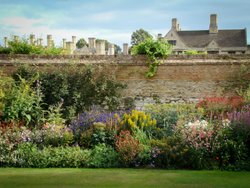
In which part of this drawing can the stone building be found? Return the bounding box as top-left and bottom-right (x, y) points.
(163, 14), (248, 54)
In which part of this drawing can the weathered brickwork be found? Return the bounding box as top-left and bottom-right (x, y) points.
(1, 54), (250, 107)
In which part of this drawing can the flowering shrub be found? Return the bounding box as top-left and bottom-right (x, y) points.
(115, 130), (141, 166)
(144, 104), (204, 138)
(196, 96), (244, 119)
(30, 124), (74, 147)
(180, 120), (213, 150)
(227, 105), (250, 153)
(176, 120), (214, 169)
(70, 108), (123, 146)
(120, 110), (156, 131)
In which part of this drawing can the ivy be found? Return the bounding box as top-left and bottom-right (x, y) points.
(131, 38), (172, 78)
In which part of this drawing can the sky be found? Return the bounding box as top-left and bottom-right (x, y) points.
(0, 0), (250, 47)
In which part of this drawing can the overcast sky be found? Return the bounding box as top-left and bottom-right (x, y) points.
(0, 0), (249, 47)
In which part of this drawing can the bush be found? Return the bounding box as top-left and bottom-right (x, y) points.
(2, 39), (63, 55)
(88, 143), (119, 168)
(13, 143), (90, 168)
(1, 74), (44, 126)
(144, 104), (204, 138)
(197, 96), (244, 120)
(120, 110), (156, 131)
(13, 65), (126, 121)
(30, 124), (74, 147)
(70, 107), (122, 145)
(115, 130), (142, 166)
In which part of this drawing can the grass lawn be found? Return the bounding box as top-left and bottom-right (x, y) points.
(0, 168), (249, 188)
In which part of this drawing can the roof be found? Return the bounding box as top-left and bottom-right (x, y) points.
(177, 29), (247, 48)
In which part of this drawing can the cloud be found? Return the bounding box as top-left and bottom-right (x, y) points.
(89, 11), (117, 22)
(1, 17), (44, 29)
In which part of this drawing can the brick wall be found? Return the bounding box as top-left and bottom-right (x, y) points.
(1, 54), (250, 107)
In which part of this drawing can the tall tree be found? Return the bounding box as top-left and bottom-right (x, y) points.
(131, 29), (153, 46)
(76, 38), (88, 49)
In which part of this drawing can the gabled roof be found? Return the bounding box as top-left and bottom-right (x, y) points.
(177, 29), (247, 48)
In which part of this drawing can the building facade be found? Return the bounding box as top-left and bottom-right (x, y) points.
(163, 14), (247, 54)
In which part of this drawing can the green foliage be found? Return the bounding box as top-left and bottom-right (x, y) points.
(144, 104), (204, 138)
(88, 143), (119, 168)
(224, 64), (250, 97)
(13, 65), (126, 121)
(132, 38), (172, 78)
(1, 38), (63, 55)
(114, 44), (122, 55)
(1, 74), (44, 126)
(76, 38), (88, 49)
(184, 50), (207, 55)
(0, 46), (11, 54)
(13, 143), (90, 168)
(80, 122), (116, 148)
(131, 28), (153, 46)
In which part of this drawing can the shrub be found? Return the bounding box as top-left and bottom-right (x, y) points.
(13, 143), (90, 168)
(1, 74), (44, 126)
(196, 96), (244, 120)
(115, 130), (142, 166)
(176, 120), (214, 169)
(13, 65), (126, 121)
(32, 124), (74, 147)
(144, 104), (204, 138)
(4, 38), (63, 55)
(228, 105), (250, 152)
(88, 143), (119, 168)
(120, 110), (156, 131)
(70, 107), (122, 144)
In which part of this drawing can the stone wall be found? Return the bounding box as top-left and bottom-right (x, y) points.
(1, 54), (250, 107)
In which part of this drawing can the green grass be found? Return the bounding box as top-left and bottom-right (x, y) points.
(0, 168), (249, 188)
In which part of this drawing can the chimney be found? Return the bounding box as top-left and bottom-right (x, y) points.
(172, 18), (180, 31)
(157, 33), (162, 39)
(209, 14), (218, 34)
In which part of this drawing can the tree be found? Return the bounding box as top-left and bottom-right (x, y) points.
(114, 44), (122, 55)
(131, 29), (153, 46)
(76, 38), (88, 49)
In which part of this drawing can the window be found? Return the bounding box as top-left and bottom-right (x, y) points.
(168, 40), (176, 46)
(228, 51), (236, 54)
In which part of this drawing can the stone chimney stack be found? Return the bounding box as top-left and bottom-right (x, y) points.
(30, 34), (35, 45)
(62, 38), (66, 49)
(38, 38), (43, 46)
(108, 44), (115, 55)
(72, 36), (76, 50)
(47, 35), (52, 48)
(172, 18), (180, 31)
(123, 43), (129, 55)
(88, 37), (96, 49)
(4, 37), (8, 48)
(157, 33), (162, 39)
(209, 14), (218, 34)
(66, 41), (73, 54)
(96, 40), (106, 55)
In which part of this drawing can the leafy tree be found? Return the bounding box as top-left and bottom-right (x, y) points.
(131, 29), (153, 46)
(76, 38), (88, 49)
(114, 44), (122, 55)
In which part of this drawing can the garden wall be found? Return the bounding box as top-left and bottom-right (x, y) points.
(1, 54), (250, 107)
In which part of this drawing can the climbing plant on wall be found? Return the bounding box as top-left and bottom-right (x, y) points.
(131, 38), (172, 78)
